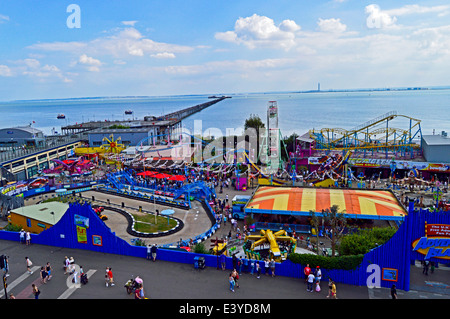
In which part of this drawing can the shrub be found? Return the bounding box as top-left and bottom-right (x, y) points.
(193, 242), (209, 254)
(338, 227), (396, 256)
(4, 223), (22, 232)
(288, 252), (364, 271)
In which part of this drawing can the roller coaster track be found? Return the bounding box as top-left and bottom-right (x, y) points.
(309, 111), (422, 152)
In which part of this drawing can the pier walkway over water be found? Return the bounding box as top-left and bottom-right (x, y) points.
(60, 97), (229, 135)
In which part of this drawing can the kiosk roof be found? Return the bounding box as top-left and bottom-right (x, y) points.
(245, 186), (407, 220)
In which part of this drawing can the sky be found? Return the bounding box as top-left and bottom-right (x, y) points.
(1, 0), (450, 100)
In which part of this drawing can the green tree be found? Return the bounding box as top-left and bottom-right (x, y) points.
(338, 227), (397, 256)
(244, 114), (265, 163)
(322, 205), (348, 257)
(309, 210), (321, 255)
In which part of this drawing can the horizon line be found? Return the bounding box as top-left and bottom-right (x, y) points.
(1, 85), (450, 103)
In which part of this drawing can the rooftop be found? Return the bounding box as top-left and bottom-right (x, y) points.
(422, 134), (450, 146)
(11, 202), (69, 225)
(245, 186), (407, 221)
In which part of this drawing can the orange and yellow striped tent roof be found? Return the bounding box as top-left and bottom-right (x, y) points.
(245, 186), (407, 220)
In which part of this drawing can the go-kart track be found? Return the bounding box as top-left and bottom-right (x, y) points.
(80, 189), (214, 246)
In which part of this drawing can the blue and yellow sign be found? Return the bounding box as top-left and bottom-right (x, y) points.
(412, 223), (450, 260)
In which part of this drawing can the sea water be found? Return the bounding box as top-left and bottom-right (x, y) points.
(0, 89), (448, 137)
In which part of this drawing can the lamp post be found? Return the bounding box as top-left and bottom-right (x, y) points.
(50, 211), (55, 225)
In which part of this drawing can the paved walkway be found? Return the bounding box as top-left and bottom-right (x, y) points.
(3, 183), (448, 302)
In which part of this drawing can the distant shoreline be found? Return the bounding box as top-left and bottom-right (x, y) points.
(295, 86), (450, 94)
(1, 86), (450, 103)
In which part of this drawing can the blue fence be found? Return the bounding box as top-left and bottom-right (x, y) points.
(21, 180), (107, 198)
(1, 201), (449, 291)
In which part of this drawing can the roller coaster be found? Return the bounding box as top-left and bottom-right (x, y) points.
(309, 111), (423, 159)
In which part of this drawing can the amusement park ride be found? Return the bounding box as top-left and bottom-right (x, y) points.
(70, 104), (427, 191)
(74, 134), (126, 168)
(309, 111), (422, 159)
(244, 229), (297, 262)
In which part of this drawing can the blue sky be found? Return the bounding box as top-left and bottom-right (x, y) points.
(1, 0), (450, 100)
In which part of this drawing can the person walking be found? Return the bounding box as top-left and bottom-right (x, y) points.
(1, 255), (9, 277)
(423, 259), (430, 275)
(45, 262), (52, 280)
(19, 229), (25, 244)
(138, 283), (146, 299)
(151, 244), (158, 262)
(32, 284), (40, 299)
(327, 278), (333, 298)
(146, 244), (152, 260)
(314, 266), (322, 284)
(250, 258), (255, 276)
(135, 284), (143, 299)
(242, 256), (248, 273)
(315, 280), (321, 293)
(327, 280), (337, 299)
(229, 272), (235, 292)
(64, 256), (70, 274)
(25, 257), (33, 274)
(303, 264), (311, 283)
(232, 269), (239, 289)
(25, 231), (31, 246)
(40, 266), (48, 284)
(107, 267), (115, 286)
(105, 267), (110, 287)
(391, 284), (397, 299)
(269, 259), (276, 277)
(307, 272), (315, 292)
(256, 262), (261, 279)
(238, 256), (243, 275)
(264, 258), (269, 276)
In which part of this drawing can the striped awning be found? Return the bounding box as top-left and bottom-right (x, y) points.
(245, 186), (407, 220)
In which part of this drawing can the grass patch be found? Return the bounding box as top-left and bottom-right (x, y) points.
(132, 213), (177, 233)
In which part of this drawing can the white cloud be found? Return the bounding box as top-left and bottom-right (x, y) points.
(28, 27), (193, 59)
(121, 20), (138, 26)
(10, 59), (66, 80)
(215, 31), (237, 43)
(412, 25), (450, 57)
(386, 4), (450, 16)
(0, 14), (9, 23)
(151, 52), (176, 59)
(78, 54), (102, 72)
(365, 4), (398, 29)
(317, 18), (347, 33)
(0, 65), (12, 77)
(365, 4), (450, 30)
(215, 14), (301, 50)
(279, 19), (301, 32)
(22, 58), (41, 69)
(113, 59), (127, 65)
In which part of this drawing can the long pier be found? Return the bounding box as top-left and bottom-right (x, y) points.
(162, 96), (228, 121)
(61, 97), (229, 135)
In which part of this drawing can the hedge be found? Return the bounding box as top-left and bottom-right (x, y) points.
(288, 252), (364, 271)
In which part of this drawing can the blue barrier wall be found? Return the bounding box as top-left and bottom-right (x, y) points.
(1, 201), (449, 291)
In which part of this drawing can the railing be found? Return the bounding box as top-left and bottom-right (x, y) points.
(0, 165), (16, 182)
(254, 222), (311, 234)
(0, 135), (82, 164)
(349, 111), (397, 133)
